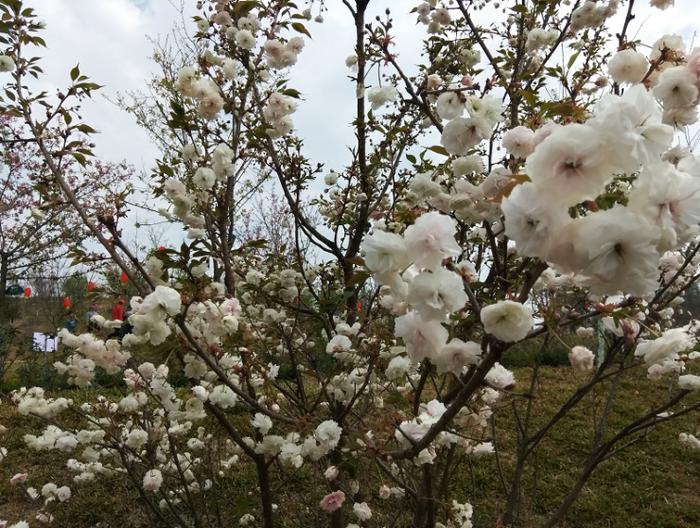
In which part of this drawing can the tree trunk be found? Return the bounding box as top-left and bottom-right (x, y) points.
(413, 465), (436, 528)
(0, 253), (8, 301)
(501, 454), (527, 526)
(255, 456), (275, 528)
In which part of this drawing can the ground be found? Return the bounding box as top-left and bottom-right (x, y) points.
(0, 367), (698, 527)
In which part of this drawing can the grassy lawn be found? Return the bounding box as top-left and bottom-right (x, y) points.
(0, 367), (698, 527)
(467, 367), (700, 527)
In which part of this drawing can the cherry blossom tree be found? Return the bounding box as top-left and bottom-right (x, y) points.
(0, 114), (134, 299)
(1, 0), (699, 527)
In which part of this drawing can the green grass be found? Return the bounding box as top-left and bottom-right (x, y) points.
(0, 388), (147, 526)
(0, 368), (698, 527)
(464, 368), (700, 527)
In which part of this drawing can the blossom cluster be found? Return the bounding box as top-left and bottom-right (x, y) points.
(501, 84), (700, 297)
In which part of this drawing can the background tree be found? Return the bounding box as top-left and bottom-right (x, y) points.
(0, 115), (134, 298)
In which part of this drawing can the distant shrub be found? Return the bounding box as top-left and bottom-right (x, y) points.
(0, 298), (20, 323)
(503, 335), (599, 368)
(16, 356), (68, 391)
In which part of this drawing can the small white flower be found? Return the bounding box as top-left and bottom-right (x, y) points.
(379, 484), (391, 499)
(435, 339), (481, 375)
(236, 29), (256, 49)
(406, 268), (467, 320)
(251, 413), (273, 435)
(209, 385), (238, 409)
(525, 123), (614, 206)
(314, 420), (342, 449)
(608, 49), (648, 84)
(502, 126), (535, 158)
(143, 469), (163, 492)
(362, 229), (411, 278)
(56, 485), (71, 502)
(485, 362), (516, 390)
(367, 86), (398, 109)
(0, 55), (16, 72)
(395, 311), (448, 363)
(480, 301), (533, 342)
(239, 513), (256, 526)
(435, 91), (464, 120)
(385, 355), (411, 380)
(325, 335), (352, 355)
(569, 346), (595, 371)
(353, 502), (372, 521)
(324, 171), (339, 185)
(193, 167), (216, 190)
(191, 262), (208, 278)
(324, 466), (339, 480)
(404, 211), (461, 271)
(440, 116), (491, 155)
(678, 374), (700, 390)
(472, 441), (495, 457)
(654, 66), (698, 108)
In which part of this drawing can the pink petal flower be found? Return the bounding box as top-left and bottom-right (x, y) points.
(319, 490), (345, 512)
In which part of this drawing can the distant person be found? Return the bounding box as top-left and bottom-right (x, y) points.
(112, 299), (125, 321)
(118, 308), (134, 340)
(86, 305), (99, 331)
(108, 308), (132, 342)
(64, 315), (77, 334)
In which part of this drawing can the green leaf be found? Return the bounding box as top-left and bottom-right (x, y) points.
(70, 64), (80, 81)
(291, 22), (312, 38)
(158, 163), (174, 177)
(75, 82), (103, 92)
(541, 101), (575, 118)
(427, 145), (449, 156)
(33, 36), (46, 47)
(233, 1), (259, 16)
(281, 88), (301, 98)
(567, 50), (581, 70)
(72, 152), (87, 166)
(76, 123), (97, 134)
(518, 89), (537, 107)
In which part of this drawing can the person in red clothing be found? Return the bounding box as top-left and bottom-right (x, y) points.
(112, 298), (125, 321)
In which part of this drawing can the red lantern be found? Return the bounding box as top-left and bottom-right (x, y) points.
(356, 300), (363, 314)
(158, 246), (166, 251)
(87, 280), (96, 291)
(119, 271), (128, 285)
(63, 296), (72, 309)
(23, 287), (31, 298)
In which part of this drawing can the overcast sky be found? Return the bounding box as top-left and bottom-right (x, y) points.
(27, 0), (700, 163)
(22, 0), (700, 248)
(27, 0), (428, 169)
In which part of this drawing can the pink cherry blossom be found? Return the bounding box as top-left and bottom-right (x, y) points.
(319, 490), (345, 512)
